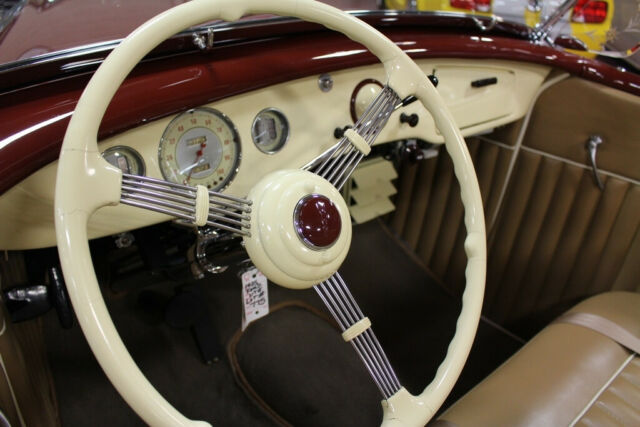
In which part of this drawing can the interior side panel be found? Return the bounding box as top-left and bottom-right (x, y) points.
(390, 76), (640, 336)
(486, 151), (562, 323)
(389, 138), (513, 296)
(0, 254), (59, 426)
(523, 78), (640, 181)
(393, 143), (640, 336)
(613, 219), (640, 293)
(487, 153), (640, 334)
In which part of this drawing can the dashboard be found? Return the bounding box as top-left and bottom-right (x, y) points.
(0, 58), (549, 250)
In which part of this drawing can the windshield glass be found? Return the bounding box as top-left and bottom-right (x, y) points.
(1, 0), (638, 69)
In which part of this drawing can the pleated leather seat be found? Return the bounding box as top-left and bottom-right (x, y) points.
(434, 292), (640, 426)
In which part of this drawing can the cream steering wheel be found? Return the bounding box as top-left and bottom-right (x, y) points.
(54, 0), (486, 425)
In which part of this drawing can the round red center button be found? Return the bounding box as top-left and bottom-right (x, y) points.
(294, 194), (342, 249)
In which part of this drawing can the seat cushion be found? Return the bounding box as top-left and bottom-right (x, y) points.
(435, 291), (640, 427)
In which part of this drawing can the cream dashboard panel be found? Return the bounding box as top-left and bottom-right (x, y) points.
(0, 59), (548, 250)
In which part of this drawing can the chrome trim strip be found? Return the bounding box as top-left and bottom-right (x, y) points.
(60, 58), (107, 72)
(0, 0), (27, 37)
(0, 39), (121, 73)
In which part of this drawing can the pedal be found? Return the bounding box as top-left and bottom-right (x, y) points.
(163, 286), (223, 364)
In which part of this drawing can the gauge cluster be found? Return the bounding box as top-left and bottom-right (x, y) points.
(96, 59), (545, 204)
(102, 106), (291, 192)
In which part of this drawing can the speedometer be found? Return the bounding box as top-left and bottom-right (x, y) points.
(158, 108), (241, 190)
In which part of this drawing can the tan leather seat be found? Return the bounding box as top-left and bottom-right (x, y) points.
(434, 292), (640, 426)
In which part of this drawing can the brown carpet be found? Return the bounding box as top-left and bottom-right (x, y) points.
(43, 220), (521, 426)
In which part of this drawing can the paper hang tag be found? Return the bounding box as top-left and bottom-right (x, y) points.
(241, 267), (269, 331)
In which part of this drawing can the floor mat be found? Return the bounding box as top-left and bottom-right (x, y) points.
(43, 220), (521, 425)
(228, 301), (382, 426)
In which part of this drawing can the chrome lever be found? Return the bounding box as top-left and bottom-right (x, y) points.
(586, 135), (604, 191)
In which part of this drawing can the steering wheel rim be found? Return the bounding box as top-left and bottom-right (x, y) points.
(54, 0), (486, 425)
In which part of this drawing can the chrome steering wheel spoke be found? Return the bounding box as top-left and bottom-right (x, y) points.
(307, 86), (404, 398)
(119, 173), (251, 237)
(310, 85), (401, 190)
(315, 272), (402, 399)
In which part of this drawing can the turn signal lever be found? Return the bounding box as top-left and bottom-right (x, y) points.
(3, 266), (73, 328)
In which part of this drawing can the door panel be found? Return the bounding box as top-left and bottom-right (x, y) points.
(487, 152), (640, 333)
(389, 76), (640, 336)
(524, 78), (640, 181)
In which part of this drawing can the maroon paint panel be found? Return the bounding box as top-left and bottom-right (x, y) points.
(1, 30), (639, 196)
(0, 12), (532, 91)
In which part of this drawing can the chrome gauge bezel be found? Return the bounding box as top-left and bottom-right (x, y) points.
(101, 145), (146, 176)
(158, 107), (241, 192)
(251, 107), (290, 154)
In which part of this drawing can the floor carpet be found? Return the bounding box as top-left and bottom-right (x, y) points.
(43, 220), (521, 426)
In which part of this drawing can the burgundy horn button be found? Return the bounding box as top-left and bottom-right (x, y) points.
(294, 194), (342, 249)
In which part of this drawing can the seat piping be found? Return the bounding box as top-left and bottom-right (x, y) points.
(567, 353), (636, 427)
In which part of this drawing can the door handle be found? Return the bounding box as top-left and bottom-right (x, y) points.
(586, 135), (604, 191)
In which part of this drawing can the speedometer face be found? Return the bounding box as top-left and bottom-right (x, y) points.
(158, 108), (240, 190)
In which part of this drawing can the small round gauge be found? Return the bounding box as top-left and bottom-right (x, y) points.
(102, 146), (145, 175)
(251, 108), (289, 154)
(158, 108), (241, 190)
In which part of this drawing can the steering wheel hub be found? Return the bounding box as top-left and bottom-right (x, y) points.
(294, 194), (342, 249)
(243, 169), (352, 290)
